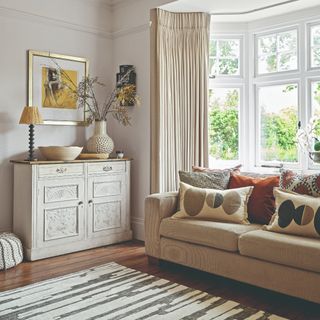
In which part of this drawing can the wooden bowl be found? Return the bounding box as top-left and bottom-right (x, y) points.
(39, 146), (83, 161)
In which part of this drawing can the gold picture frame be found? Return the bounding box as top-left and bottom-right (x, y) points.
(28, 50), (89, 126)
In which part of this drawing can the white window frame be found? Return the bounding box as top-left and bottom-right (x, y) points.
(254, 26), (299, 77)
(209, 35), (244, 79)
(208, 33), (245, 169)
(307, 21), (320, 71)
(254, 80), (302, 169)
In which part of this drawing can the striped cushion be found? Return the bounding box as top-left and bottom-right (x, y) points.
(0, 233), (23, 270)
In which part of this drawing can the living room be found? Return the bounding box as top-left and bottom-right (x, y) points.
(0, 0), (320, 319)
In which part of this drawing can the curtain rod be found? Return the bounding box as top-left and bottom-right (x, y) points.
(210, 0), (299, 16)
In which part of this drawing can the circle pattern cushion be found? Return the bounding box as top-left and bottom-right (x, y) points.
(0, 233), (23, 270)
(174, 182), (253, 224)
(265, 188), (320, 238)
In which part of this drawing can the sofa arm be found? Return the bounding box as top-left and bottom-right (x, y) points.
(145, 192), (179, 258)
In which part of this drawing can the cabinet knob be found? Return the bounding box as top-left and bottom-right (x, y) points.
(103, 166), (112, 172)
(88, 200), (93, 205)
(78, 201), (83, 206)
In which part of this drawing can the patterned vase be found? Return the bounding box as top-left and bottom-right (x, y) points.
(86, 120), (114, 154)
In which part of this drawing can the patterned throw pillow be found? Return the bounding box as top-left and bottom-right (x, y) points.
(264, 188), (320, 238)
(173, 182), (253, 224)
(280, 169), (320, 197)
(179, 170), (231, 190)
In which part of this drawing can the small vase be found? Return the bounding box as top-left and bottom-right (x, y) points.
(86, 120), (114, 154)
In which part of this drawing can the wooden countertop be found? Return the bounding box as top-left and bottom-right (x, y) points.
(10, 158), (132, 165)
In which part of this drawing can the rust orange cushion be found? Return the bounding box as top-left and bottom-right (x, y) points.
(228, 173), (279, 224)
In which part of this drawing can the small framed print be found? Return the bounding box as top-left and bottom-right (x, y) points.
(116, 65), (136, 106)
(28, 50), (89, 126)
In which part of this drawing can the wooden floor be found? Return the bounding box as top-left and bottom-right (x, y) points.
(0, 241), (319, 320)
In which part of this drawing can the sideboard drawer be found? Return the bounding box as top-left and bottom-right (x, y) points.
(88, 162), (126, 175)
(38, 164), (85, 179)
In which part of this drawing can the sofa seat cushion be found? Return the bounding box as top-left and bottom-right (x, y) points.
(160, 218), (262, 252)
(239, 230), (320, 273)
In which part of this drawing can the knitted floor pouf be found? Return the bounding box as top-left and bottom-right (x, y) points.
(0, 233), (23, 270)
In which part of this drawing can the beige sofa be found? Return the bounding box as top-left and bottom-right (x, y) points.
(145, 191), (320, 304)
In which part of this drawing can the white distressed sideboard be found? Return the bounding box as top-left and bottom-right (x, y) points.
(12, 159), (132, 261)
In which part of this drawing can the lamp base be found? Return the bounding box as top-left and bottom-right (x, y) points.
(28, 124), (36, 161)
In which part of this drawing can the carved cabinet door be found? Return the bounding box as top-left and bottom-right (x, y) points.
(37, 178), (85, 247)
(87, 174), (126, 239)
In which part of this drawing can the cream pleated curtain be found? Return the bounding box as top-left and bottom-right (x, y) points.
(150, 9), (210, 193)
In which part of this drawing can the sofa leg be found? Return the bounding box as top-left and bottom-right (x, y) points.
(147, 256), (161, 265)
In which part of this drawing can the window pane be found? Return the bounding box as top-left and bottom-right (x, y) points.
(209, 38), (240, 76)
(258, 84), (298, 163)
(210, 40), (217, 56)
(209, 58), (216, 76)
(311, 47), (320, 68)
(278, 51), (297, 71)
(278, 30), (297, 52)
(311, 81), (320, 136)
(209, 88), (240, 161)
(311, 25), (320, 46)
(258, 55), (277, 74)
(219, 40), (239, 57)
(218, 58), (239, 75)
(257, 29), (297, 74)
(258, 35), (276, 55)
(311, 81), (320, 116)
(311, 25), (320, 68)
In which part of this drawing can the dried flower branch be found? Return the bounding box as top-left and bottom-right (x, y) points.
(47, 58), (139, 126)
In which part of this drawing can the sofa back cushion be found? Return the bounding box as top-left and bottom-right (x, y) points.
(241, 172), (279, 178)
(192, 164), (242, 174)
(173, 182), (253, 224)
(264, 188), (320, 238)
(228, 173), (279, 224)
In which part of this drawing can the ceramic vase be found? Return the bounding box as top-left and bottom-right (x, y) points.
(86, 120), (114, 154)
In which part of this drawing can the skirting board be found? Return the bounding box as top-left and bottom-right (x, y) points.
(132, 217), (145, 241)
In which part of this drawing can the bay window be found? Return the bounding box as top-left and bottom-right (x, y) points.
(210, 19), (320, 171)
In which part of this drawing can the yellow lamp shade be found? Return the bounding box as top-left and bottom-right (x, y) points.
(19, 106), (43, 125)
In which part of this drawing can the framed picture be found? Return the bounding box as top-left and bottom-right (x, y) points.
(116, 65), (136, 106)
(28, 50), (89, 126)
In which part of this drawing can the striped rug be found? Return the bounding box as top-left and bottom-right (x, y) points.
(0, 262), (287, 320)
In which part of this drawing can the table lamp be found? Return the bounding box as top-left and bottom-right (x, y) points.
(19, 106), (43, 161)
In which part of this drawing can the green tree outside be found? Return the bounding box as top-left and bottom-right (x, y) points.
(209, 87), (299, 163)
(260, 106), (298, 162)
(209, 89), (239, 160)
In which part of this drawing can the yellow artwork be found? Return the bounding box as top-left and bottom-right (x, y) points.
(42, 67), (78, 109)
